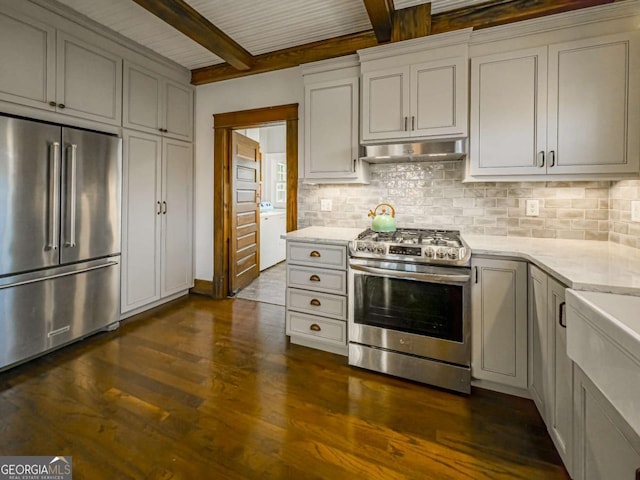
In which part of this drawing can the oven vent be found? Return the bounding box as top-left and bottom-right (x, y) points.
(360, 139), (466, 163)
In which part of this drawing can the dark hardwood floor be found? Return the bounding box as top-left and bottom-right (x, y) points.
(0, 296), (569, 479)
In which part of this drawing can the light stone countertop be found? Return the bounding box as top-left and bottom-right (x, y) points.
(464, 235), (640, 296)
(281, 226), (364, 245)
(281, 228), (640, 296)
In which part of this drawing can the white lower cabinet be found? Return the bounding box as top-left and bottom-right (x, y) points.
(573, 366), (640, 480)
(285, 241), (348, 356)
(529, 265), (573, 475)
(121, 130), (193, 314)
(471, 257), (528, 389)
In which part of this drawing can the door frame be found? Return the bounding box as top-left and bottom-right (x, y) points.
(212, 103), (298, 299)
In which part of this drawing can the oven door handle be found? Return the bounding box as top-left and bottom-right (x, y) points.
(350, 263), (470, 284)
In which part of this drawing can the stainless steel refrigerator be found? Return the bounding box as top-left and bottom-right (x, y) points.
(0, 115), (121, 370)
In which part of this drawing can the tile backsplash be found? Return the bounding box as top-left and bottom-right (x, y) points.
(298, 161), (640, 248)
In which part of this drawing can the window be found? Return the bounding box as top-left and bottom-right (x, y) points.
(275, 162), (286, 205)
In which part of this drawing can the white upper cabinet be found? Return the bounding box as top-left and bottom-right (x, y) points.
(302, 57), (369, 183)
(56, 32), (122, 126)
(0, 5), (122, 126)
(0, 8), (55, 110)
(124, 62), (193, 141)
(359, 30), (471, 144)
(547, 33), (639, 175)
(469, 29), (640, 179)
(470, 47), (547, 176)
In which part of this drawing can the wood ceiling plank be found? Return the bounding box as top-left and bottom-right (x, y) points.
(431, 0), (615, 34)
(131, 0), (254, 70)
(191, 31), (378, 85)
(362, 0), (395, 43)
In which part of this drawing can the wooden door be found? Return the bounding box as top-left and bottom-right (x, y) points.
(230, 132), (261, 294)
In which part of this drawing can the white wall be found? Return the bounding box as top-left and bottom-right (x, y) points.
(194, 67), (304, 280)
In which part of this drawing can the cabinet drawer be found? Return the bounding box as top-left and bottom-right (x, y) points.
(287, 288), (347, 320)
(286, 311), (347, 346)
(287, 265), (346, 294)
(287, 242), (346, 269)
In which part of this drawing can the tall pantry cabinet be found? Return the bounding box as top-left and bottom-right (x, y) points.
(121, 61), (194, 315)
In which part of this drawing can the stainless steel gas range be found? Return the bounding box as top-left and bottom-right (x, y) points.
(348, 228), (472, 394)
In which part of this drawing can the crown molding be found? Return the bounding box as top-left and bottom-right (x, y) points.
(357, 27), (473, 62)
(300, 55), (359, 76)
(470, 0), (640, 45)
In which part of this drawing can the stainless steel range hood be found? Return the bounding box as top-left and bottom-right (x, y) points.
(360, 139), (466, 163)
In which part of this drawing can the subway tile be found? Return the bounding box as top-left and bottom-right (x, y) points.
(532, 229), (557, 238)
(484, 227), (509, 236)
(484, 208), (509, 217)
(585, 231), (609, 241)
(544, 198), (572, 208)
(485, 188), (508, 197)
(476, 198), (498, 208)
(557, 209), (584, 219)
(571, 198), (598, 209)
(585, 209), (608, 220)
(508, 228), (532, 237)
(474, 217), (497, 226)
(497, 217), (521, 228)
(571, 220), (598, 231)
(496, 198), (520, 208)
(557, 230), (585, 240)
(507, 188), (532, 197)
(520, 218), (546, 228)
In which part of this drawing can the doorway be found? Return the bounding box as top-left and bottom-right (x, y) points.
(212, 104), (298, 299)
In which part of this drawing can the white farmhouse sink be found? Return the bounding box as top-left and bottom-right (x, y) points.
(566, 289), (640, 436)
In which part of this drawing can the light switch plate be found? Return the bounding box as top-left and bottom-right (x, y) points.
(525, 199), (540, 217)
(320, 199), (332, 212)
(632, 200), (640, 222)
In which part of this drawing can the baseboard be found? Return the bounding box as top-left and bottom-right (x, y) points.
(471, 379), (531, 399)
(191, 278), (213, 296)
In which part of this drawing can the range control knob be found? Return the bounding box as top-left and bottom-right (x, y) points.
(436, 248), (446, 259)
(375, 245), (385, 255)
(447, 248), (458, 260)
(424, 248), (434, 258)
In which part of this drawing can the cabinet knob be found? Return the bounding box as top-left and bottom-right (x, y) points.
(156, 201), (161, 215)
(404, 116), (408, 131)
(162, 201), (167, 215)
(549, 150), (556, 167)
(58, 103), (65, 109)
(411, 116), (415, 131)
(309, 274), (321, 282)
(309, 323), (321, 332)
(538, 151), (545, 168)
(309, 250), (321, 258)
(310, 298), (321, 307)
(48, 101), (57, 107)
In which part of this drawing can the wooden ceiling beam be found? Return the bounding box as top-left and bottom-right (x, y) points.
(131, 0), (253, 70)
(391, 3), (432, 42)
(431, 0), (615, 34)
(362, 0), (395, 43)
(190, 0), (616, 85)
(191, 31), (378, 85)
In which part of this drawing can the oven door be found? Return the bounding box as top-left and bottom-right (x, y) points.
(348, 259), (471, 366)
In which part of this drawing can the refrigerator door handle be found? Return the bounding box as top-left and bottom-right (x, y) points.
(65, 144), (77, 248)
(47, 142), (60, 251)
(0, 260), (119, 290)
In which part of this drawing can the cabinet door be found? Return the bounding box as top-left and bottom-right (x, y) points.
(161, 138), (193, 296)
(528, 264), (549, 419)
(471, 257), (527, 388)
(305, 77), (359, 178)
(121, 131), (162, 313)
(411, 56), (467, 138)
(123, 62), (162, 135)
(547, 277), (573, 475)
(548, 32), (640, 175)
(361, 65), (410, 141)
(573, 366), (640, 480)
(164, 79), (193, 142)
(0, 8), (55, 110)
(469, 47), (547, 176)
(56, 32), (122, 125)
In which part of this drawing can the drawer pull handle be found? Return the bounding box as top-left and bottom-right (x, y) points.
(559, 301), (566, 328)
(309, 323), (321, 332)
(309, 275), (321, 282)
(310, 298), (321, 306)
(309, 250), (321, 258)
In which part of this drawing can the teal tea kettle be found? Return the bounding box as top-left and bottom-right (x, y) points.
(368, 203), (397, 232)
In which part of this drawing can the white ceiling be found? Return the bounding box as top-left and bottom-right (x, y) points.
(54, 0), (489, 70)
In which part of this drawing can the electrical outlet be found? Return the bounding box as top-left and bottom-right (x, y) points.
(320, 199), (332, 212)
(632, 200), (640, 222)
(525, 199), (540, 217)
